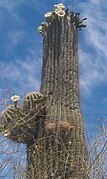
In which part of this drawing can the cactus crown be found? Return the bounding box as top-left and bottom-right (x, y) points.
(38, 3), (87, 36)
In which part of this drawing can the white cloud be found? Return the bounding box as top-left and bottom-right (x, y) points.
(0, 0), (43, 96)
(0, 0), (21, 23)
(0, 0), (46, 19)
(79, 49), (107, 96)
(7, 31), (25, 50)
(74, 0), (107, 96)
(2, 54), (41, 94)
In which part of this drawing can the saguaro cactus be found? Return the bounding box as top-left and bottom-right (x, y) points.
(0, 4), (88, 179)
(39, 3), (88, 178)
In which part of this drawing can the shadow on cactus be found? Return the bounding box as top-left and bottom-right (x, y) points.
(0, 92), (46, 144)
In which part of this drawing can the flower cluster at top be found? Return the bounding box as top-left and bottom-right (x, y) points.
(45, 3), (65, 18)
(38, 3), (66, 36)
(38, 3), (87, 36)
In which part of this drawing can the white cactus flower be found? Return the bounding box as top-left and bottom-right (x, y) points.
(57, 10), (65, 17)
(11, 95), (20, 102)
(11, 95), (20, 108)
(55, 8), (61, 15)
(54, 3), (65, 10)
(45, 11), (52, 18)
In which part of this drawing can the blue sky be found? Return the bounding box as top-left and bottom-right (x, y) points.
(0, 0), (107, 177)
(0, 0), (107, 132)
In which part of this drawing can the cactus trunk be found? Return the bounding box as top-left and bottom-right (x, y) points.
(27, 10), (88, 179)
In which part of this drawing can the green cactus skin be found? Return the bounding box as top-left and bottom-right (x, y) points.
(23, 91), (46, 111)
(1, 105), (25, 142)
(23, 92), (46, 143)
(26, 7), (88, 179)
(0, 92), (46, 144)
(39, 7), (87, 179)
